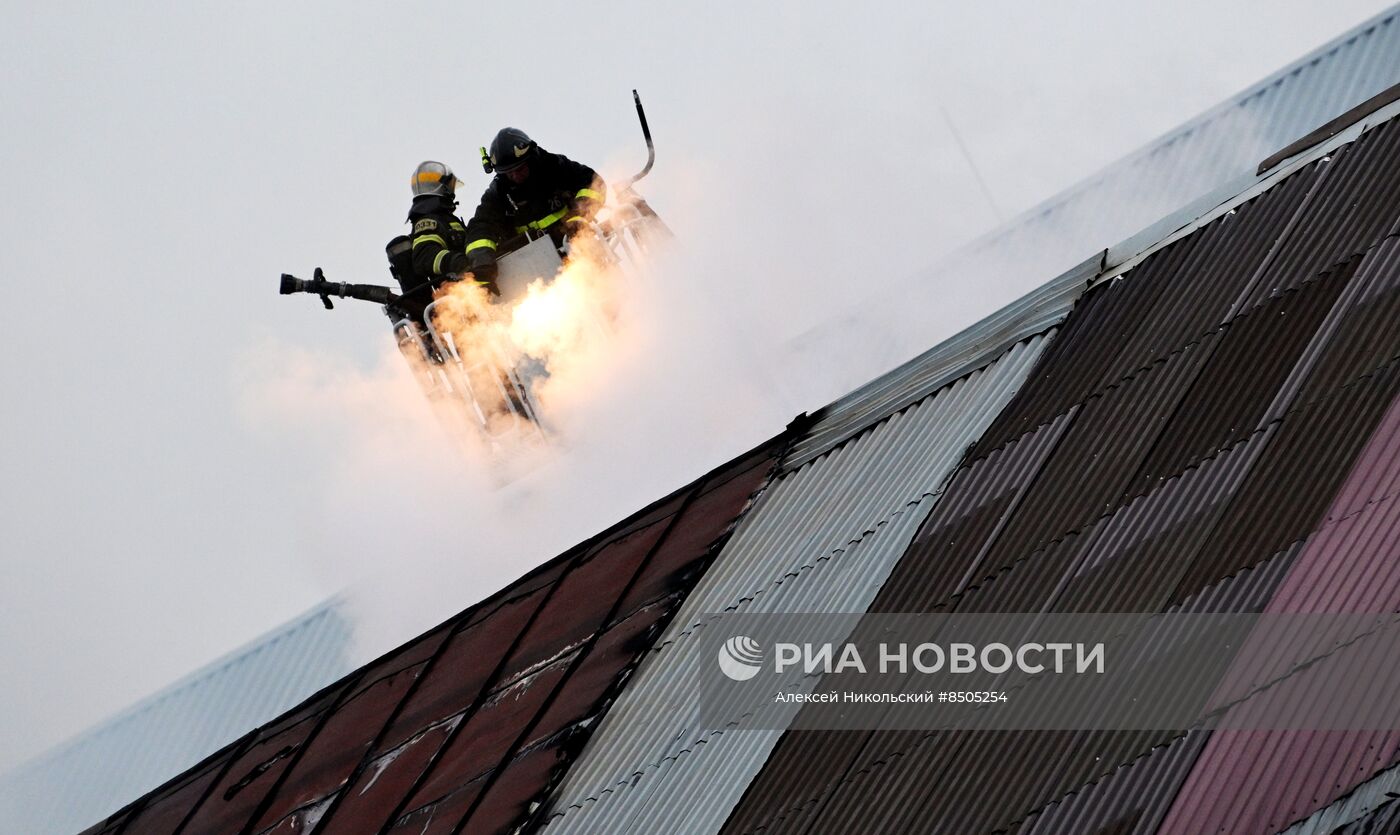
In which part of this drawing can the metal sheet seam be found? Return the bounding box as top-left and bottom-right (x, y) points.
(1278, 759), (1400, 834)
(535, 501), (938, 820)
(967, 256), (1383, 472)
(646, 486), (962, 656)
(1001, 733), (1196, 832)
(733, 385), (1400, 832)
(1013, 594), (1400, 835)
(168, 730), (260, 835)
(452, 476), (719, 834)
(731, 531), (1362, 835)
(955, 345), (1400, 611)
(306, 609), (476, 832)
(371, 542), (594, 831)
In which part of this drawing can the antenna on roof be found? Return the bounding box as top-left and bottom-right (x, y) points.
(940, 105), (1005, 224)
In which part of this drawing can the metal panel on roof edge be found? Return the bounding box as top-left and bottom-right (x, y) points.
(1279, 760), (1400, 835)
(0, 598), (354, 835)
(785, 255), (1094, 471)
(1102, 82), (1400, 284)
(534, 334), (1051, 835)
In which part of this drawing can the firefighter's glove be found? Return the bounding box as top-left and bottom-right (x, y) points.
(441, 251), (470, 275)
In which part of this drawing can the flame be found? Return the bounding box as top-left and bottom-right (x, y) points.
(509, 258), (608, 359)
(422, 236), (622, 442)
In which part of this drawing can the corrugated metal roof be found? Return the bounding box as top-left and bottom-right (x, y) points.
(1279, 761), (1400, 834)
(1333, 799), (1400, 835)
(74, 19), (1400, 835)
(74, 435), (785, 835)
(0, 599), (355, 835)
(534, 336), (1052, 834)
(1156, 382), (1400, 835)
(723, 93), (1400, 835)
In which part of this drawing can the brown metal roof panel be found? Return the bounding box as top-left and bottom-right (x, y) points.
(1125, 267), (1353, 498)
(970, 278), (1142, 457)
(1017, 732), (1208, 835)
(874, 412), (1073, 612)
(1327, 374), (1400, 523)
(398, 659), (573, 818)
(793, 729), (969, 835)
(378, 580), (557, 754)
(457, 742), (564, 835)
(973, 157), (1328, 468)
(792, 728), (1183, 835)
(1127, 164), (1325, 345)
(1091, 231), (1253, 391)
(383, 778), (479, 835)
(1249, 118), (1400, 308)
(952, 527), (1095, 614)
(516, 602), (670, 756)
(247, 655), (431, 833)
(716, 730), (874, 835)
(315, 719), (456, 835)
(492, 506), (680, 688)
(178, 691), (346, 835)
(1296, 237), (1400, 401)
(115, 754), (230, 835)
(973, 341), (1216, 581)
(1049, 433), (1272, 614)
(1174, 358), (1400, 604)
(614, 458), (775, 618)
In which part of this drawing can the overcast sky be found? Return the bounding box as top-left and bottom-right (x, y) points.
(2, 0), (1395, 773)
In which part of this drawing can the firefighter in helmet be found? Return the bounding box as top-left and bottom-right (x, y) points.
(393, 161), (499, 297)
(462, 128), (606, 288)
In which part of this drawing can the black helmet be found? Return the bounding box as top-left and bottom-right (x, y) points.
(410, 160), (457, 198)
(486, 128), (535, 174)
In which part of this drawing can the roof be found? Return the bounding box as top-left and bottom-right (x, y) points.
(0, 599), (354, 835)
(717, 85), (1400, 835)
(535, 334), (1054, 834)
(77, 433), (788, 835)
(74, 26), (1400, 835)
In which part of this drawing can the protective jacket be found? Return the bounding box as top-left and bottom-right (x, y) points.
(407, 195), (470, 281)
(463, 149), (605, 279)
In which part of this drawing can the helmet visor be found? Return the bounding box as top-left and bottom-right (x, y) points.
(411, 168), (457, 196)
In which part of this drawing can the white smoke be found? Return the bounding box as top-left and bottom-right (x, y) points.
(240, 187), (798, 658)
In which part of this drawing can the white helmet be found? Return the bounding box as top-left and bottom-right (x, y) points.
(410, 160), (458, 197)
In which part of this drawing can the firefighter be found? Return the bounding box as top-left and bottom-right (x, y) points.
(399, 161), (499, 297)
(463, 128), (606, 287)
